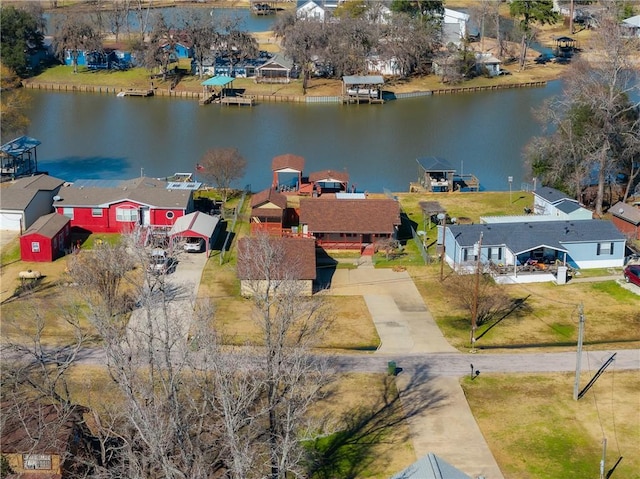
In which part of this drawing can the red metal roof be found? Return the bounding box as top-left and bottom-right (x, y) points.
(271, 154), (305, 172)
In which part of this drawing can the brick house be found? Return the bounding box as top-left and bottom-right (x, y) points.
(299, 197), (401, 252)
(52, 177), (194, 234)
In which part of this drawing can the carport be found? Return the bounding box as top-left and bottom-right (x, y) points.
(169, 211), (220, 256)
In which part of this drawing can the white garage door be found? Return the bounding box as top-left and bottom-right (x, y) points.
(0, 212), (23, 231)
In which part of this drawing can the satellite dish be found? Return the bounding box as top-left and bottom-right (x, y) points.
(52, 195), (61, 201)
(417, 230), (426, 236)
(619, 208), (625, 214)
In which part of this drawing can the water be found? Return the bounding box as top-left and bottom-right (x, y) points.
(24, 81), (563, 193)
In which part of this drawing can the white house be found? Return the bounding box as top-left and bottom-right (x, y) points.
(368, 4), (392, 25)
(0, 174), (65, 231)
(622, 15), (640, 38)
(297, 1), (326, 22)
(443, 8), (470, 45)
(475, 53), (502, 76)
(366, 54), (400, 76)
(533, 186), (593, 219)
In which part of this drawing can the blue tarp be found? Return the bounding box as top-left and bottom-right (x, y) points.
(201, 76), (235, 87)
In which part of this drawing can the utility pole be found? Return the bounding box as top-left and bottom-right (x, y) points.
(600, 437), (607, 479)
(438, 213), (446, 281)
(573, 304), (585, 400)
(471, 231), (483, 350)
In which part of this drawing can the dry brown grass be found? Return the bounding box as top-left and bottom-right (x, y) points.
(463, 371), (640, 479)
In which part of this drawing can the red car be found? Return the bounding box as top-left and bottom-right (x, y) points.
(623, 264), (640, 287)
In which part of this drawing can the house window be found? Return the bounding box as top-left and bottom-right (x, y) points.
(116, 207), (138, 222)
(166, 211), (175, 220)
(596, 242), (614, 255)
(23, 454), (52, 470)
(31, 242), (40, 253)
(92, 208), (103, 217)
(488, 247), (502, 261)
(62, 207), (74, 219)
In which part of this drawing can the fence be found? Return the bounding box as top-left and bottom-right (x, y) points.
(219, 185), (249, 265)
(384, 188), (431, 265)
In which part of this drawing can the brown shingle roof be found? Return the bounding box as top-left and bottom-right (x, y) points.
(610, 201), (640, 225)
(237, 236), (316, 280)
(250, 188), (287, 209)
(300, 198), (400, 234)
(0, 174), (65, 210)
(271, 154), (305, 173)
(8, 174), (65, 191)
(308, 170), (349, 184)
(22, 213), (69, 238)
(1, 402), (86, 455)
(52, 177), (192, 209)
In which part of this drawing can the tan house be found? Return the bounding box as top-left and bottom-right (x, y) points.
(237, 236), (317, 296)
(1, 402), (92, 478)
(250, 188), (289, 234)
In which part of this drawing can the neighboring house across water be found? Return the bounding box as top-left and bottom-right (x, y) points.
(237, 236), (317, 296)
(533, 186), (593, 219)
(52, 177), (196, 234)
(609, 201), (640, 240)
(0, 401), (93, 478)
(255, 54), (294, 83)
(297, 1), (327, 21)
(621, 14), (640, 37)
(475, 53), (502, 77)
(444, 219), (626, 283)
(20, 213), (71, 262)
(299, 196), (401, 252)
(0, 174), (64, 231)
(443, 8), (470, 45)
(366, 54), (400, 76)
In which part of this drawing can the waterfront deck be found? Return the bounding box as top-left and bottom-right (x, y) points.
(220, 95), (256, 106)
(117, 89), (154, 97)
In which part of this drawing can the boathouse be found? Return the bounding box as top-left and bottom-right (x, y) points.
(250, 187), (289, 235)
(272, 154), (305, 192)
(415, 157), (479, 192)
(1, 136), (41, 179)
(308, 169), (350, 195)
(342, 75), (384, 103)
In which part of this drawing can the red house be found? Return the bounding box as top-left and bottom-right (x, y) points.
(610, 201), (640, 240)
(20, 213), (70, 262)
(52, 177), (195, 233)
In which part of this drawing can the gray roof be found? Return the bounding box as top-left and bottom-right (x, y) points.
(448, 219), (626, 255)
(389, 453), (471, 479)
(416, 157), (455, 172)
(534, 186), (571, 204)
(22, 212), (69, 238)
(343, 75), (384, 85)
(53, 177), (192, 209)
(0, 174), (64, 211)
(610, 201), (640, 225)
(170, 211), (219, 238)
(9, 174), (65, 191)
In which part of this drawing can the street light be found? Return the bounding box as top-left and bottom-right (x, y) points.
(508, 176), (513, 204)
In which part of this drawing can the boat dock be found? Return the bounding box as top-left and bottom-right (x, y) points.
(220, 95), (256, 106)
(117, 89), (154, 97)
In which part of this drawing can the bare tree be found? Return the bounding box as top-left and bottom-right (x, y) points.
(198, 147), (247, 202)
(181, 8), (216, 80)
(52, 13), (102, 74)
(524, 10), (640, 212)
(447, 272), (512, 328)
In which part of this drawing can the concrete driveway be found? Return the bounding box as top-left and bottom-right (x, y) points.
(324, 256), (504, 479)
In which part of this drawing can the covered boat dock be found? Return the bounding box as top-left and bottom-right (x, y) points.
(200, 76), (255, 106)
(342, 75), (385, 104)
(1, 136), (41, 180)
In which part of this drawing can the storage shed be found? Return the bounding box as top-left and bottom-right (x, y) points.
(20, 213), (70, 262)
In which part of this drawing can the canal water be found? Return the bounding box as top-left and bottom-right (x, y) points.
(24, 80), (563, 193)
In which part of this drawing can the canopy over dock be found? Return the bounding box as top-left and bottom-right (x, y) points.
(1, 136), (41, 178)
(342, 75), (384, 103)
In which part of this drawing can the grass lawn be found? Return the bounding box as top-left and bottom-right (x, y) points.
(462, 371), (640, 479)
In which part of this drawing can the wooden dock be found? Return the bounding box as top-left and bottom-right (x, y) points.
(117, 89), (154, 97)
(220, 95), (255, 106)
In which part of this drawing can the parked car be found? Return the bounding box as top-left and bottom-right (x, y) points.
(148, 249), (175, 274)
(623, 264), (640, 287)
(535, 53), (555, 64)
(183, 237), (205, 253)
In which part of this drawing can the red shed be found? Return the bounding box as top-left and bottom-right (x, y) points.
(610, 202), (640, 240)
(20, 213), (70, 262)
